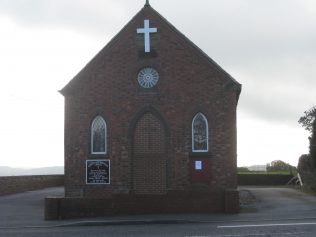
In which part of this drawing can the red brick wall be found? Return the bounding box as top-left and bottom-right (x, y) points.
(45, 189), (229, 220)
(133, 112), (167, 194)
(61, 6), (239, 201)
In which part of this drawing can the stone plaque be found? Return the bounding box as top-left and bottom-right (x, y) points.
(86, 160), (110, 184)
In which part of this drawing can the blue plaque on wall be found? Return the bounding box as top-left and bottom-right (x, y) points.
(86, 160), (110, 184)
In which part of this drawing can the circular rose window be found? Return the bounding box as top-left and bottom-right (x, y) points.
(137, 67), (159, 88)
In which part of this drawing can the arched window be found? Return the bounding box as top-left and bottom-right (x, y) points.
(192, 113), (208, 152)
(91, 115), (107, 154)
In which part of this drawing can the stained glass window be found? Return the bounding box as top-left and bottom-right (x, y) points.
(91, 116), (106, 154)
(192, 113), (208, 152)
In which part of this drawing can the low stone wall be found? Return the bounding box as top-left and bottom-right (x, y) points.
(238, 174), (294, 186)
(0, 175), (64, 196)
(45, 189), (239, 220)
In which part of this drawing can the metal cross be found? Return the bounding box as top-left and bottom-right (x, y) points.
(137, 19), (157, 53)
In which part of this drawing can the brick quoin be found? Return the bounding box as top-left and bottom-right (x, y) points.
(54, 3), (242, 218)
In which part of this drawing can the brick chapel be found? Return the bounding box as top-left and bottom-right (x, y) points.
(51, 1), (241, 219)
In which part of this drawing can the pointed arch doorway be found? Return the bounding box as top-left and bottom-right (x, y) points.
(132, 112), (168, 195)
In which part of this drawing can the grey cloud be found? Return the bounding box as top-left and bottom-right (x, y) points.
(236, 62), (316, 125)
(0, 0), (139, 36)
(1, 0), (315, 125)
(172, 0), (316, 125)
(239, 83), (314, 125)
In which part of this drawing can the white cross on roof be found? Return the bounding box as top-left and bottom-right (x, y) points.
(137, 19), (157, 53)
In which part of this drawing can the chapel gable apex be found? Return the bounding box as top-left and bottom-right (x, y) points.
(60, 3), (241, 99)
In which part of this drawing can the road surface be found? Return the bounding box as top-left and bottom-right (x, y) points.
(0, 186), (315, 236)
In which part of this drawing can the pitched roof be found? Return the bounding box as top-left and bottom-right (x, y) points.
(143, 5), (241, 100)
(60, 4), (241, 100)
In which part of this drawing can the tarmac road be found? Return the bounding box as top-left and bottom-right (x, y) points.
(0, 186), (316, 236)
(239, 186), (316, 220)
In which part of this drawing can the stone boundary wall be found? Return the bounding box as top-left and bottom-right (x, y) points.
(0, 175), (64, 196)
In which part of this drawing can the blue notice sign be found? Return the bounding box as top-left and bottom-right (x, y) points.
(195, 160), (202, 170)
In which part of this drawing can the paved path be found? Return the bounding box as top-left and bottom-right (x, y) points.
(0, 186), (316, 228)
(0, 187), (65, 228)
(238, 186), (316, 220)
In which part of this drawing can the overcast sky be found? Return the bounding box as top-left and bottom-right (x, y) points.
(0, 0), (315, 168)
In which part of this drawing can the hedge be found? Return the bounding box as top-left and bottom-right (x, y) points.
(238, 174), (294, 186)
